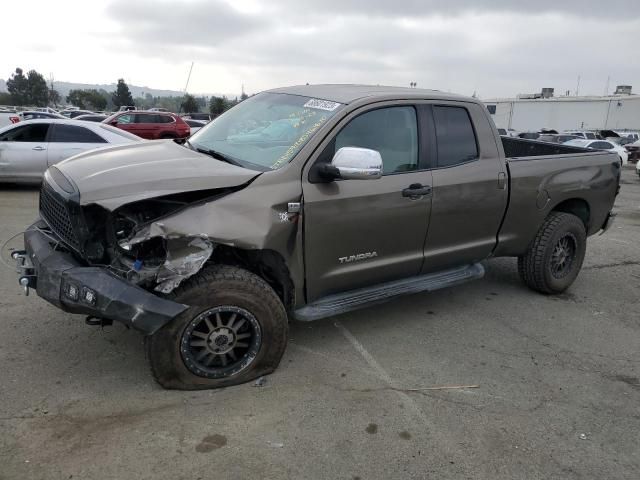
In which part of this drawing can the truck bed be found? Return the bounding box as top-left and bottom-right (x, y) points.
(501, 136), (589, 158)
(494, 136), (620, 257)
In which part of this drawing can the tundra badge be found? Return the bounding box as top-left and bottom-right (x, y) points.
(338, 252), (378, 264)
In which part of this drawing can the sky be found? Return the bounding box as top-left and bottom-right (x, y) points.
(2, 0), (640, 99)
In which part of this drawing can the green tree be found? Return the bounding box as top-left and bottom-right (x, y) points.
(67, 89), (87, 109)
(6, 68), (29, 105)
(240, 92), (249, 101)
(0, 92), (12, 105)
(181, 93), (198, 113)
(26, 70), (48, 107)
(67, 89), (108, 110)
(111, 78), (134, 108)
(209, 95), (228, 115)
(48, 88), (60, 107)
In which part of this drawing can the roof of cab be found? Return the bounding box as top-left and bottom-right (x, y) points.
(266, 84), (470, 105)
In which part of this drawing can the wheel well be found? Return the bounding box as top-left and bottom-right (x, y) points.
(552, 198), (590, 229)
(208, 246), (295, 312)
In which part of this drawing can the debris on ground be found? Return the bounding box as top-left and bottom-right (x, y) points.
(404, 384), (479, 391)
(253, 376), (267, 387)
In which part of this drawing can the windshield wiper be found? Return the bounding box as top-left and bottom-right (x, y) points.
(195, 147), (243, 167)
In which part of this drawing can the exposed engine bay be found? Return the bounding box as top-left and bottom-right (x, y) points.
(75, 188), (239, 294)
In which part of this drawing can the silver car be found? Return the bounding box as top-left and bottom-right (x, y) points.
(0, 119), (142, 184)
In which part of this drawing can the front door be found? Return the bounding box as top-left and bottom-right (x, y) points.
(302, 105), (433, 302)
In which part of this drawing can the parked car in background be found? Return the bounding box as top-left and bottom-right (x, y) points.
(0, 110), (20, 128)
(74, 114), (109, 123)
(103, 111), (190, 140)
(118, 106), (136, 112)
(564, 130), (597, 140)
(518, 131), (541, 140)
(185, 119), (207, 135)
(66, 110), (96, 119)
(182, 112), (213, 122)
(34, 107), (60, 114)
(625, 140), (640, 165)
(59, 108), (80, 117)
(0, 119), (141, 184)
(537, 134), (581, 144)
(612, 130), (639, 141)
(148, 107), (169, 112)
(18, 111), (66, 121)
(563, 138), (628, 165)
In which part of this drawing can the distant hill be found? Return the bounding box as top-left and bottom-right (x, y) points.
(0, 78), (234, 99)
(51, 81), (187, 98)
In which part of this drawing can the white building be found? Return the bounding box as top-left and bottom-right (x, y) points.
(485, 87), (640, 132)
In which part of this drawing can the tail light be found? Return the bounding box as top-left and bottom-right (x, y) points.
(10, 116), (19, 124)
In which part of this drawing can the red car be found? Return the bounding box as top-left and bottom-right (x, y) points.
(103, 111), (190, 140)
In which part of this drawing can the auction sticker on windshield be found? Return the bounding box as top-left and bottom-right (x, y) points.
(303, 99), (341, 111)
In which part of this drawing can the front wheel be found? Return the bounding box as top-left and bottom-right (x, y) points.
(517, 212), (587, 294)
(146, 265), (289, 390)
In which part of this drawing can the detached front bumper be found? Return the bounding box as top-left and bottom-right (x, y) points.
(16, 222), (188, 334)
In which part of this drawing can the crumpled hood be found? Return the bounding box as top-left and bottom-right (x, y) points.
(54, 141), (260, 209)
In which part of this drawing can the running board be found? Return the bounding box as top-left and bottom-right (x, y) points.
(294, 263), (485, 322)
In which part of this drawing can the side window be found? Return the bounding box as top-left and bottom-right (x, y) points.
(117, 114), (133, 124)
(433, 106), (478, 167)
(50, 125), (107, 143)
(0, 123), (49, 142)
(136, 114), (157, 123)
(159, 115), (174, 123)
(334, 106), (418, 174)
(486, 105), (497, 114)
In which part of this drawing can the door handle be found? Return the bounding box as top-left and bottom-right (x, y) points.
(402, 183), (432, 198)
(32, 146), (46, 151)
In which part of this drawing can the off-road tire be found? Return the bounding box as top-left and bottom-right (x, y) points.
(145, 265), (288, 390)
(517, 212), (587, 294)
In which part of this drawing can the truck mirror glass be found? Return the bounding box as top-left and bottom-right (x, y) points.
(331, 146), (382, 180)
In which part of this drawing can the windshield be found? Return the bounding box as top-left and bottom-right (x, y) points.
(188, 92), (343, 171)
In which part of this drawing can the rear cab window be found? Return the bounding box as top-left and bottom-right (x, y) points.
(433, 106), (479, 167)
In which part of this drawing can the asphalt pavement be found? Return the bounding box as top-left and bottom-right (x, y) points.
(0, 168), (638, 480)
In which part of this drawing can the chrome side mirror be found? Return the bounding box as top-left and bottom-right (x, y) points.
(331, 147), (382, 180)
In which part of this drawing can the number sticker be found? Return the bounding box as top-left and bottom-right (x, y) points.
(303, 99), (341, 111)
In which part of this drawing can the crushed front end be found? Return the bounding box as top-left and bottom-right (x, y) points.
(14, 169), (197, 334)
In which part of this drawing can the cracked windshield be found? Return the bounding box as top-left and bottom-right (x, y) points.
(188, 92), (343, 171)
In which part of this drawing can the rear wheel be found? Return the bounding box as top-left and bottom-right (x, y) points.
(517, 212), (587, 294)
(146, 265), (288, 390)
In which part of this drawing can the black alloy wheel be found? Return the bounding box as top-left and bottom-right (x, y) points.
(181, 306), (262, 379)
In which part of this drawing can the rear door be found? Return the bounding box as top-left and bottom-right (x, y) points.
(302, 104), (433, 301)
(135, 113), (159, 139)
(0, 122), (50, 182)
(47, 124), (108, 165)
(421, 103), (508, 272)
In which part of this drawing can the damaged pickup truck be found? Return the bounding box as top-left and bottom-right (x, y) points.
(13, 85), (620, 389)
